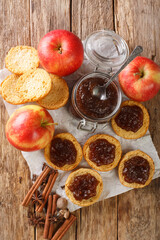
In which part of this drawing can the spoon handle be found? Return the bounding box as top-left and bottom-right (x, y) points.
(105, 45), (143, 87)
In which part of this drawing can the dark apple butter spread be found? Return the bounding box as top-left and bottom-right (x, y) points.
(115, 105), (143, 132)
(89, 139), (115, 166)
(50, 138), (77, 167)
(76, 77), (118, 118)
(68, 174), (99, 201)
(122, 156), (150, 184)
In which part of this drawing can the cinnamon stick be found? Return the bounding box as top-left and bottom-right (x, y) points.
(48, 194), (59, 239)
(43, 195), (53, 239)
(22, 166), (51, 206)
(36, 172), (58, 212)
(42, 172), (55, 198)
(51, 214), (76, 240)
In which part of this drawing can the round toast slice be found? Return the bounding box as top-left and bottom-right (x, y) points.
(111, 100), (149, 139)
(65, 168), (103, 207)
(37, 74), (69, 110)
(16, 68), (52, 102)
(1, 74), (25, 104)
(5, 46), (39, 74)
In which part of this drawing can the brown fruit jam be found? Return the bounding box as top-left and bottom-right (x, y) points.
(122, 156), (150, 184)
(50, 138), (77, 167)
(68, 174), (99, 201)
(89, 139), (115, 166)
(76, 77), (118, 119)
(115, 105), (143, 132)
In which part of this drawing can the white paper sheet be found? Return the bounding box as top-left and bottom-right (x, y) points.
(1, 58), (160, 212)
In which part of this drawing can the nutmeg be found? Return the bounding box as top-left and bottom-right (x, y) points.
(57, 197), (68, 209)
(64, 210), (70, 219)
(58, 209), (70, 219)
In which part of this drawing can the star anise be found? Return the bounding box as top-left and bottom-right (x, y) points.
(28, 212), (45, 227)
(48, 211), (64, 223)
(31, 190), (44, 205)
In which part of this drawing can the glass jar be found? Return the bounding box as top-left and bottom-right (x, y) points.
(84, 29), (129, 73)
(70, 30), (129, 132)
(71, 72), (122, 132)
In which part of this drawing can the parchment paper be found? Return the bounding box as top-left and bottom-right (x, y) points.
(1, 55), (160, 212)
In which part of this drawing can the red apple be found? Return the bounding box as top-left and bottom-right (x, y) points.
(119, 56), (160, 101)
(6, 105), (55, 152)
(38, 29), (84, 76)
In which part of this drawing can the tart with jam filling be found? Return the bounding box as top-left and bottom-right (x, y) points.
(118, 150), (155, 188)
(83, 134), (122, 171)
(44, 133), (83, 171)
(65, 168), (103, 207)
(111, 100), (149, 139)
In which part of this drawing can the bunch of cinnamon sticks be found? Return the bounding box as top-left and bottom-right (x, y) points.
(43, 194), (76, 240)
(22, 165), (58, 212)
(22, 164), (76, 240)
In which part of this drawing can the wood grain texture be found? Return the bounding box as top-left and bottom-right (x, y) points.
(29, 0), (73, 239)
(30, 0), (70, 48)
(72, 0), (114, 39)
(72, 1), (118, 240)
(0, 0), (34, 240)
(114, 0), (160, 239)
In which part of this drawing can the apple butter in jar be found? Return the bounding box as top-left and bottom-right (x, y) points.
(71, 30), (129, 132)
(71, 72), (122, 132)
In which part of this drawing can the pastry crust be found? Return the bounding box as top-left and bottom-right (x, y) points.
(5, 46), (39, 74)
(118, 150), (155, 188)
(37, 74), (69, 110)
(16, 68), (52, 103)
(45, 133), (83, 171)
(111, 100), (149, 139)
(65, 168), (103, 206)
(83, 134), (122, 171)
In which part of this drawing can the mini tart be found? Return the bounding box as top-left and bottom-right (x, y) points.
(83, 134), (122, 171)
(45, 133), (83, 171)
(37, 74), (69, 110)
(111, 100), (149, 139)
(118, 150), (155, 188)
(65, 168), (103, 207)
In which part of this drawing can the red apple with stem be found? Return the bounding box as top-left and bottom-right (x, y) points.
(38, 29), (84, 76)
(6, 105), (57, 152)
(119, 56), (160, 101)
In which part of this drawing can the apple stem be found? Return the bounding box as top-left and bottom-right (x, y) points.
(134, 70), (144, 78)
(58, 47), (62, 54)
(41, 120), (58, 128)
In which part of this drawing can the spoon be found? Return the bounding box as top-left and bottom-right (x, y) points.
(92, 45), (143, 100)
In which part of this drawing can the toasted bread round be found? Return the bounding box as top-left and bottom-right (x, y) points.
(1, 74), (25, 104)
(16, 68), (52, 102)
(45, 133), (83, 171)
(118, 150), (155, 188)
(65, 168), (103, 206)
(111, 100), (149, 139)
(5, 46), (39, 74)
(37, 74), (69, 110)
(83, 134), (122, 171)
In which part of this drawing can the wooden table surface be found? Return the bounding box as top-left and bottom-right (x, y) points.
(0, 0), (160, 240)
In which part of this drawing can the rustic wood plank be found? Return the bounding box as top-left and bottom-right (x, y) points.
(0, 0), (34, 239)
(114, 0), (160, 239)
(72, 0), (114, 39)
(79, 199), (117, 240)
(29, 0), (71, 239)
(72, 1), (117, 240)
(30, 0), (70, 48)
